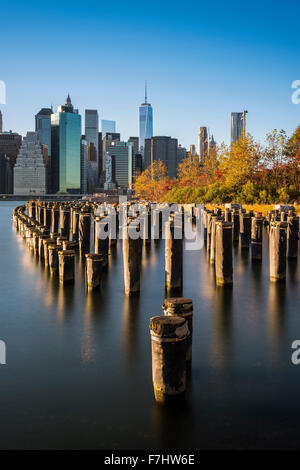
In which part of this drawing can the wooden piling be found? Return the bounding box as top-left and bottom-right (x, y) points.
(150, 315), (189, 402)
(215, 221), (233, 286)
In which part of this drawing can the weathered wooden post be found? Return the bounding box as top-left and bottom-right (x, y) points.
(251, 216), (264, 260)
(43, 239), (54, 266)
(62, 241), (78, 251)
(85, 254), (103, 289)
(71, 210), (80, 242)
(206, 212), (212, 252)
(224, 208), (232, 222)
(38, 234), (49, 259)
(232, 210), (240, 242)
(79, 213), (91, 256)
(165, 222), (183, 290)
(56, 236), (68, 247)
(58, 250), (75, 284)
(51, 207), (60, 234)
(122, 221), (142, 295)
(269, 222), (287, 282)
(210, 215), (218, 264)
(39, 203), (45, 226)
(287, 215), (298, 259)
(239, 213), (251, 249)
(215, 221), (233, 286)
(95, 217), (109, 266)
(32, 231), (40, 254)
(142, 210), (152, 245)
(59, 208), (70, 238)
(162, 298), (193, 363)
(150, 315), (189, 402)
(44, 207), (52, 230)
(48, 246), (59, 274)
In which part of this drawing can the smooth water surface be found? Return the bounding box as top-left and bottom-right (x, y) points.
(0, 201), (300, 449)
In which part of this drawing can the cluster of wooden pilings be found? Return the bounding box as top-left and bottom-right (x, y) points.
(12, 200), (299, 403)
(203, 203), (299, 284)
(12, 200), (116, 289)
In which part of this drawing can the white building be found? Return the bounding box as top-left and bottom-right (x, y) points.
(14, 132), (47, 195)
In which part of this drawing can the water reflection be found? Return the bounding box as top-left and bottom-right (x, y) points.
(122, 295), (140, 362)
(267, 282), (287, 367)
(211, 286), (234, 370)
(57, 283), (75, 322)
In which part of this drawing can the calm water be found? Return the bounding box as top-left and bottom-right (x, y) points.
(0, 201), (300, 449)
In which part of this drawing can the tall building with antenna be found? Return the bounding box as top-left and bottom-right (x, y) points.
(139, 81), (153, 157)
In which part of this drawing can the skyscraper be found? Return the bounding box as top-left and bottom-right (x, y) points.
(51, 94), (81, 193)
(0, 131), (22, 193)
(85, 109), (99, 191)
(177, 145), (187, 165)
(189, 144), (196, 156)
(0, 110), (2, 133)
(106, 141), (133, 188)
(231, 111), (247, 143)
(14, 132), (47, 195)
(139, 82), (153, 156)
(35, 108), (53, 157)
(198, 127), (208, 162)
(101, 120), (116, 135)
(102, 132), (120, 172)
(144, 136), (178, 178)
(85, 110), (99, 162)
(80, 137), (88, 194)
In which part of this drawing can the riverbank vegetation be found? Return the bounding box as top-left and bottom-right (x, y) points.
(134, 126), (300, 204)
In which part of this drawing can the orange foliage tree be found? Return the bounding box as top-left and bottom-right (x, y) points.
(133, 160), (169, 201)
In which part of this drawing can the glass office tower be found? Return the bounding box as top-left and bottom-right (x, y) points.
(139, 82), (153, 156)
(231, 112), (243, 144)
(35, 108), (53, 157)
(101, 120), (116, 134)
(51, 95), (81, 193)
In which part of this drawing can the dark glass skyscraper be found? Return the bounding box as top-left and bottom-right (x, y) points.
(51, 95), (81, 193)
(139, 82), (153, 156)
(35, 108), (53, 157)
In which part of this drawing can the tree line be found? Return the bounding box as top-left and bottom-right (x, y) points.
(134, 126), (300, 203)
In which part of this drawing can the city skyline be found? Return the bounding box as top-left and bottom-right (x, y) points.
(1, 0), (299, 149)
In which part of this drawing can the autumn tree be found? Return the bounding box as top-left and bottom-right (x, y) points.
(285, 125), (300, 191)
(202, 143), (225, 184)
(262, 129), (288, 186)
(220, 135), (262, 189)
(177, 156), (203, 187)
(133, 160), (169, 201)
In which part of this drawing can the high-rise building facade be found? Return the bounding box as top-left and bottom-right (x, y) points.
(80, 137), (88, 194)
(198, 127), (208, 162)
(85, 109), (99, 162)
(51, 95), (81, 193)
(0, 131), (22, 193)
(231, 112), (244, 144)
(102, 132), (120, 172)
(14, 132), (47, 195)
(189, 144), (196, 156)
(0, 110), (2, 133)
(128, 137), (139, 156)
(144, 136), (178, 179)
(101, 120), (116, 135)
(177, 145), (187, 165)
(104, 153), (116, 190)
(107, 141), (133, 188)
(139, 83), (153, 155)
(35, 108), (53, 157)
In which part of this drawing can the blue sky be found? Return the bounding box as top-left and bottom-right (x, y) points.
(1, 0), (299, 147)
